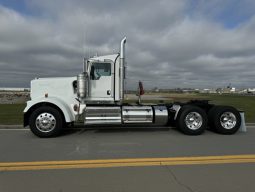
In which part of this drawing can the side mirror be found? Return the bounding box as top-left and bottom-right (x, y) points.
(94, 72), (101, 80)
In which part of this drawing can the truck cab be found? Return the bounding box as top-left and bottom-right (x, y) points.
(77, 37), (126, 104)
(85, 54), (120, 103)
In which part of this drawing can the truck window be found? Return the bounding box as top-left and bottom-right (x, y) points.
(90, 63), (111, 80)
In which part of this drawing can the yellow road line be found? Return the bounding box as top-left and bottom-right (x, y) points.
(1, 154), (255, 171)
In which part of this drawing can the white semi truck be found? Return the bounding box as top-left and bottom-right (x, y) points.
(24, 37), (242, 137)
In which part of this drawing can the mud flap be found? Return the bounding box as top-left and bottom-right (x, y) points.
(239, 111), (247, 132)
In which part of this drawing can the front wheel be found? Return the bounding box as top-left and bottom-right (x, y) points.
(29, 106), (64, 137)
(177, 105), (208, 135)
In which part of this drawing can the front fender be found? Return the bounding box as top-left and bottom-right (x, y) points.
(24, 97), (75, 126)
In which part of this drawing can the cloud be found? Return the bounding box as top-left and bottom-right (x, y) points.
(0, 0), (255, 89)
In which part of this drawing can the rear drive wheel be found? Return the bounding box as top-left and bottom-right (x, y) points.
(210, 106), (241, 135)
(177, 105), (207, 135)
(29, 106), (63, 137)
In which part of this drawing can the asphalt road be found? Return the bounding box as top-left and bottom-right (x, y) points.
(0, 126), (255, 192)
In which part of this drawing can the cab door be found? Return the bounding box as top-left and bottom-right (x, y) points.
(89, 62), (113, 100)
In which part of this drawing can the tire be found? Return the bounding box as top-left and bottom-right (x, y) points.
(177, 105), (207, 135)
(208, 106), (218, 130)
(210, 106), (241, 135)
(29, 106), (64, 138)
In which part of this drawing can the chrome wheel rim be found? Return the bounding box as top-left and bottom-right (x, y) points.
(220, 112), (236, 129)
(36, 113), (56, 133)
(185, 112), (203, 130)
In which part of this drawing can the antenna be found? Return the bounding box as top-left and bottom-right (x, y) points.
(82, 23), (86, 59)
(82, 21), (90, 59)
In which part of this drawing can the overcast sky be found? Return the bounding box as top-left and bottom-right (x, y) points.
(0, 0), (255, 89)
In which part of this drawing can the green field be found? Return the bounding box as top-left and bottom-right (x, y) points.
(0, 93), (254, 124)
(0, 104), (26, 125)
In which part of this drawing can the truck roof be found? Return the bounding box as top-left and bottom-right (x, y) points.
(88, 54), (119, 62)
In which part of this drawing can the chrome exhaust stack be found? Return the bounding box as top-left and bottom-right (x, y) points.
(120, 37), (127, 102)
(120, 37), (126, 59)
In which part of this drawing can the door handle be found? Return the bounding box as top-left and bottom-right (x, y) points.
(107, 90), (111, 95)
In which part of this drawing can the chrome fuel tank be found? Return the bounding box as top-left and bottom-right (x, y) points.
(122, 106), (153, 124)
(84, 106), (121, 124)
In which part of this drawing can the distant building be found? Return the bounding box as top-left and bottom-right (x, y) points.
(153, 87), (159, 93)
(200, 89), (212, 94)
(221, 87), (236, 93)
(247, 88), (255, 94)
(0, 87), (30, 92)
(216, 88), (223, 94)
(230, 87), (236, 93)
